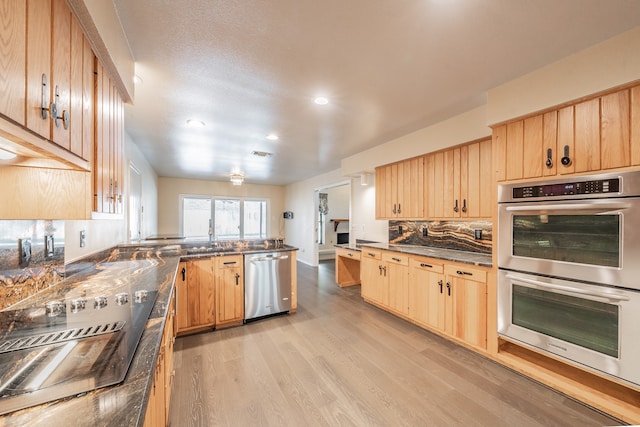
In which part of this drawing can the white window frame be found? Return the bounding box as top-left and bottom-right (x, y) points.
(179, 194), (269, 239)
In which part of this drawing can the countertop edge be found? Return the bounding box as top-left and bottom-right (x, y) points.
(359, 243), (492, 267)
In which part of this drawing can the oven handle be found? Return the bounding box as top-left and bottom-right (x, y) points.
(505, 202), (630, 214)
(505, 274), (630, 302)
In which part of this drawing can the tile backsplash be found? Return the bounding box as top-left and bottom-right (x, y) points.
(0, 220), (65, 309)
(389, 220), (492, 254)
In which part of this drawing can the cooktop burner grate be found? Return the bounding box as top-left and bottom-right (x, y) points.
(0, 321), (126, 355)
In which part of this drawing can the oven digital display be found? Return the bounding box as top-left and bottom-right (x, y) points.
(512, 178), (620, 198)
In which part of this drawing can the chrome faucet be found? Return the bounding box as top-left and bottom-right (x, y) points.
(208, 218), (213, 242)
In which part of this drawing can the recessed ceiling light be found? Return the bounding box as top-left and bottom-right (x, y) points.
(186, 119), (205, 127)
(266, 133), (279, 141)
(314, 96), (329, 105)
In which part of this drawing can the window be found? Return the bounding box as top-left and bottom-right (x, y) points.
(182, 196), (268, 239)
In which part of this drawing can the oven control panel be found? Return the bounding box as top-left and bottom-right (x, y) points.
(512, 178), (620, 198)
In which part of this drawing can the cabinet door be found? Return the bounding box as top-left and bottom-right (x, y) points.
(0, 0), (26, 124)
(187, 258), (215, 327)
(401, 156), (424, 218)
(26, 0), (52, 138)
(69, 14), (84, 156)
(361, 251), (384, 305)
(215, 256), (244, 325)
(448, 276), (487, 349)
(523, 115), (543, 179)
(175, 261), (189, 332)
(409, 258), (444, 329)
(391, 162), (401, 217)
(444, 264), (488, 349)
(427, 152), (445, 217)
(443, 148), (460, 218)
(600, 90), (630, 170)
(574, 98), (600, 173)
(51, 0), (71, 149)
(542, 111), (558, 176)
(505, 120), (524, 181)
(386, 259), (408, 315)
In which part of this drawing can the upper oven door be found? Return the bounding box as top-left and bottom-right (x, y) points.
(498, 197), (640, 290)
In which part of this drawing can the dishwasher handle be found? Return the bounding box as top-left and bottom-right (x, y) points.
(250, 254), (289, 262)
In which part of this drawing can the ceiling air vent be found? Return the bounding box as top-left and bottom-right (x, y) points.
(251, 151), (272, 157)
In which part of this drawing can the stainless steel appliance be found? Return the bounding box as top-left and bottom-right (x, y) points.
(0, 259), (159, 415)
(244, 252), (292, 321)
(497, 171), (640, 387)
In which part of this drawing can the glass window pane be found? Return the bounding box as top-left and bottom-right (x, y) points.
(512, 214), (620, 267)
(215, 199), (240, 239)
(512, 285), (619, 357)
(244, 200), (267, 239)
(183, 197), (211, 237)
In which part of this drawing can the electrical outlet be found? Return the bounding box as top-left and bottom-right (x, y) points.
(398, 225), (403, 234)
(422, 227), (428, 237)
(474, 229), (483, 240)
(19, 238), (31, 267)
(45, 235), (54, 258)
(80, 230), (86, 248)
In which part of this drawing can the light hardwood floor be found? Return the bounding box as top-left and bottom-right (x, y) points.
(169, 260), (622, 426)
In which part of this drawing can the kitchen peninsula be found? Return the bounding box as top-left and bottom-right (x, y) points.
(0, 239), (297, 426)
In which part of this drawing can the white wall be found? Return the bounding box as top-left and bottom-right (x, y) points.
(157, 177), (285, 238)
(350, 174), (387, 245)
(487, 27), (640, 125)
(64, 135), (157, 262)
(284, 169), (346, 266)
(341, 105), (490, 176)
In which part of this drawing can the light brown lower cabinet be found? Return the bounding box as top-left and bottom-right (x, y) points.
(144, 291), (175, 427)
(175, 255), (245, 336)
(362, 251), (489, 350)
(214, 255), (244, 328)
(361, 249), (409, 316)
(175, 258), (215, 335)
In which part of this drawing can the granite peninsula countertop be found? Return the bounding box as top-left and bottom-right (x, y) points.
(0, 239), (298, 427)
(359, 242), (492, 267)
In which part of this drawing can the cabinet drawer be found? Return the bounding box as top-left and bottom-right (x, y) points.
(218, 255), (243, 268)
(381, 251), (409, 266)
(444, 264), (487, 283)
(361, 248), (382, 260)
(409, 257), (444, 273)
(336, 248), (361, 260)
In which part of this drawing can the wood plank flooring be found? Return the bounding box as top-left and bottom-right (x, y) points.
(169, 260), (623, 426)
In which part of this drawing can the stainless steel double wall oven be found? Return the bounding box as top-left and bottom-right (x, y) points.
(498, 170), (640, 388)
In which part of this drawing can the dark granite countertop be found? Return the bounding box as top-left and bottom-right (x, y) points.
(0, 247), (180, 427)
(360, 242), (492, 267)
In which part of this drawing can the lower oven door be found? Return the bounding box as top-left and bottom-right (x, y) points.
(498, 269), (640, 387)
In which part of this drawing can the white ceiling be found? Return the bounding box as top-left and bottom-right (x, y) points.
(113, 0), (640, 186)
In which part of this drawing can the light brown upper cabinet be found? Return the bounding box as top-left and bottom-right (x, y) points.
(1, 0), (93, 162)
(375, 156), (424, 219)
(0, 0), (26, 124)
(494, 84), (640, 181)
(94, 61), (124, 214)
(426, 138), (492, 219)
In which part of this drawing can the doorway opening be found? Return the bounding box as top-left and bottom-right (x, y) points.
(314, 182), (350, 264)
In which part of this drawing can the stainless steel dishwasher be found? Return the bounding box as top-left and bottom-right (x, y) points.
(244, 251), (292, 321)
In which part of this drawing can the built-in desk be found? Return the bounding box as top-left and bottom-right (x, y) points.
(335, 246), (361, 287)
